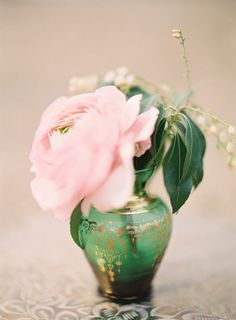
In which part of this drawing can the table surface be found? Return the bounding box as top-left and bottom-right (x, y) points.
(0, 211), (236, 320)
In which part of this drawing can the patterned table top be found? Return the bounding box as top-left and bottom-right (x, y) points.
(0, 211), (236, 320)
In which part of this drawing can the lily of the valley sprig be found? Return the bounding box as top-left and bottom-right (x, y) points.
(172, 28), (236, 168)
(67, 30), (235, 214)
(69, 29), (236, 172)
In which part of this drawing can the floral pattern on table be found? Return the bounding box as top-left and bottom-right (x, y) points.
(0, 268), (236, 320)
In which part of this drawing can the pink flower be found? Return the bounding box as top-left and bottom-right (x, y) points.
(30, 86), (158, 220)
(135, 139), (152, 157)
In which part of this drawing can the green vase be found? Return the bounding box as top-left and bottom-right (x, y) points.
(72, 168), (172, 301)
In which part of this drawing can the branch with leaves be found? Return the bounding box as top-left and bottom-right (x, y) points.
(68, 29), (235, 214)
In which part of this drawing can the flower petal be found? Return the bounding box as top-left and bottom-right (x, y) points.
(135, 138), (152, 157)
(87, 143), (135, 212)
(128, 106), (159, 142)
(122, 94), (141, 132)
(95, 86), (126, 111)
(31, 175), (79, 221)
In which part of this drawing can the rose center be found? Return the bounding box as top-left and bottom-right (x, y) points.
(51, 110), (85, 135)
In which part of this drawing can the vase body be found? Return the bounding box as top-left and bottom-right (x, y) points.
(77, 193), (172, 301)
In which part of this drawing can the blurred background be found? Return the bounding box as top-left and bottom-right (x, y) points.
(1, 0), (236, 229)
(0, 0), (236, 313)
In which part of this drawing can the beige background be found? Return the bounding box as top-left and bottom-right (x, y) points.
(0, 0), (236, 315)
(1, 0), (236, 229)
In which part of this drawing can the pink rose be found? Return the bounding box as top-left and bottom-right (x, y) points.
(30, 86), (158, 220)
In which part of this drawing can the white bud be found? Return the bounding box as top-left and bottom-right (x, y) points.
(227, 155), (236, 168)
(160, 84), (171, 93)
(196, 115), (206, 125)
(114, 74), (126, 86)
(172, 29), (182, 39)
(69, 75), (98, 93)
(172, 29), (181, 33)
(228, 126), (235, 135)
(103, 71), (115, 83)
(172, 32), (181, 39)
(226, 142), (234, 153)
(116, 66), (129, 75)
(126, 74), (135, 84)
(69, 77), (80, 92)
(209, 125), (217, 133)
(219, 131), (227, 142)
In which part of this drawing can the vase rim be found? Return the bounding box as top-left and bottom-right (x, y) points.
(91, 195), (165, 216)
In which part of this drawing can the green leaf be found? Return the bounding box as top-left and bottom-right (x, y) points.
(126, 85), (160, 113)
(134, 166), (156, 195)
(150, 119), (166, 169)
(140, 94), (160, 113)
(163, 112), (206, 213)
(179, 113), (206, 188)
(155, 144), (165, 168)
(148, 106), (167, 168)
(189, 116), (206, 188)
(163, 133), (193, 212)
(70, 204), (83, 248)
(174, 90), (193, 107)
(134, 150), (152, 171)
(152, 118), (166, 157)
(125, 85), (150, 100)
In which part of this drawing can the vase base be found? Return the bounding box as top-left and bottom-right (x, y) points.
(98, 286), (152, 303)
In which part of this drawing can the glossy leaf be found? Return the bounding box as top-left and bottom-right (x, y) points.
(163, 133), (192, 212)
(163, 112), (206, 213)
(187, 114), (206, 188)
(179, 113), (206, 188)
(70, 204), (83, 248)
(152, 119), (166, 164)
